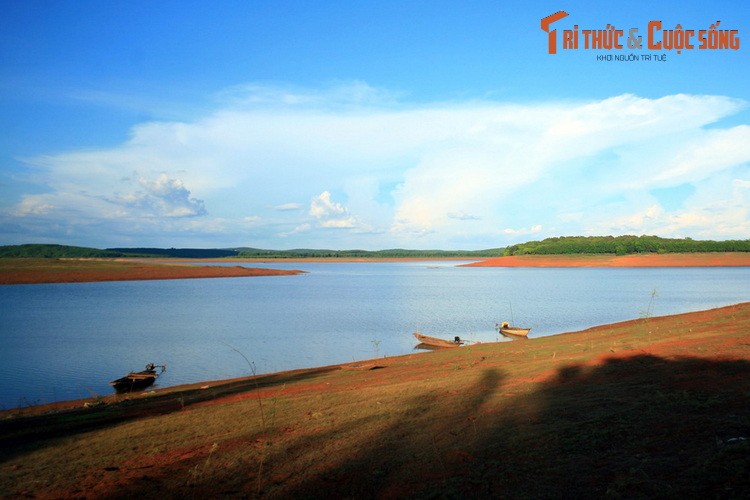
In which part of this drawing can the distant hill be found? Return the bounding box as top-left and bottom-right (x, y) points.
(503, 235), (750, 256)
(233, 247), (504, 258)
(7, 237), (746, 260)
(0, 244), (237, 259)
(106, 248), (241, 258)
(0, 244), (127, 258)
(0, 244), (503, 259)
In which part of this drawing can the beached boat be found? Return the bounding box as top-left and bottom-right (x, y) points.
(413, 332), (464, 348)
(110, 363), (166, 393)
(496, 322), (531, 337)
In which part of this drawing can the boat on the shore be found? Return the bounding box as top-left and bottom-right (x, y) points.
(413, 332), (464, 348)
(110, 363), (166, 393)
(496, 322), (531, 337)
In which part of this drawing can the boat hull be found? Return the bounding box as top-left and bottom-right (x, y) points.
(413, 332), (463, 348)
(500, 328), (531, 337)
(110, 371), (157, 393)
(110, 364), (165, 393)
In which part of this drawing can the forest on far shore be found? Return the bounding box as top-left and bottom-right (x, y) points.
(503, 235), (750, 256)
(1, 236), (748, 259)
(0, 244), (501, 259)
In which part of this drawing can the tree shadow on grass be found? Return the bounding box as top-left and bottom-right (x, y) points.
(281, 368), (507, 498)
(462, 355), (750, 498)
(271, 355), (750, 498)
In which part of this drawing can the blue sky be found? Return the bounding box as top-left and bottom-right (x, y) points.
(1, 1), (748, 249)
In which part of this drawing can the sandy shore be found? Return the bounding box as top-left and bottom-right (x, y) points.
(464, 252), (750, 267)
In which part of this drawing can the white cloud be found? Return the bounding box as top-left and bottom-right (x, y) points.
(651, 126), (750, 185)
(448, 211), (481, 221)
(309, 191), (358, 228)
(126, 173), (207, 217)
(503, 225), (543, 236)
(15, 172), (206, 220)
(215, 81), (401, 109)
(273, 203), (302, 211)
(581, 174), (750, 239)
(389, 94), (748, 239)
(608, 204), (665, 233)
(279, 223), (311, 238)
(4, 84), (750, 248)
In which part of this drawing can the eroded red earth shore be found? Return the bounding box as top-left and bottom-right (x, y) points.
(464, 252), (750, 267)
(0, 258), (303, 285)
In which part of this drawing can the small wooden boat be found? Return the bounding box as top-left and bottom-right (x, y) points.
(110, 363), (166, 393)
(496, 322), (531, 337)
(413, 332), (464, 348)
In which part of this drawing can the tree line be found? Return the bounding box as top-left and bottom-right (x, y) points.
(503, 236), (750, 256)
(0, 244), (127, 258)
(0, 244), (502, 259)
(234, 248), (503, 258)
(4, 237), (748, 259)
(0, 244), (240, 259)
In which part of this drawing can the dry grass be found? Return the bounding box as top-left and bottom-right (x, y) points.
(2, 303), (749, 498)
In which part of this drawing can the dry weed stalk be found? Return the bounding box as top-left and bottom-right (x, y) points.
(221, 341), (268, 494)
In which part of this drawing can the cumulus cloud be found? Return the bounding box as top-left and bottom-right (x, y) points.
(581, 173), (750, 239)
(14, 172), (206, 219)
(4, 83), (750, 247)
(389, 93), (749, 239)
(122, 173), (207, 217)
(309, 191), (358, 228)
(609, 204), (665, 233)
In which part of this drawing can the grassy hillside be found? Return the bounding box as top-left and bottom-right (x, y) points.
(504, 235), (750, 256)
(0, 244), (127, 258)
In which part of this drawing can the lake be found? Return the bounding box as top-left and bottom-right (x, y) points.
(1, 261), (749, 409)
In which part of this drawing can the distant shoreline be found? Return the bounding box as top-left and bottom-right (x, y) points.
(0, 258), (303, 285)
(146, 252), (750, 267)
(144, 257), (476, 263)
(2, 253), (748, 284)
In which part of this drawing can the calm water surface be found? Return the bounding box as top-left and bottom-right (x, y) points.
(1, 262), (749, 408)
